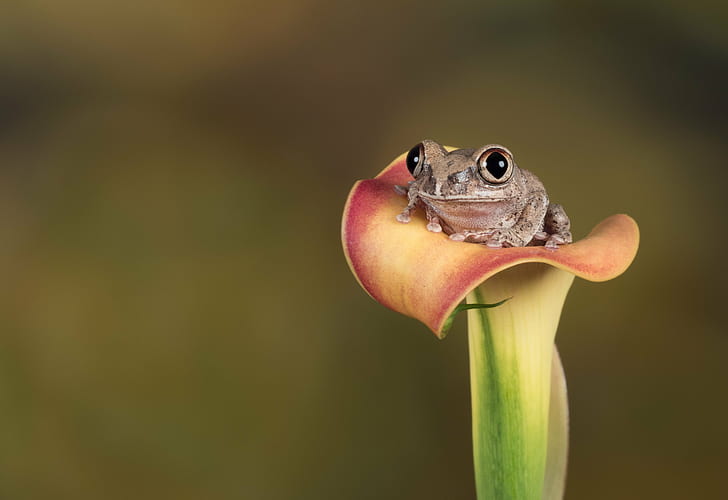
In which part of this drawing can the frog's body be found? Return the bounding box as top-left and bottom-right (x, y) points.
(395, 140), (572, 249)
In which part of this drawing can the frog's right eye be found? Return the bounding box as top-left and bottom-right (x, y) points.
(477, 148), (514, 184)
(406, 143), (425, 177)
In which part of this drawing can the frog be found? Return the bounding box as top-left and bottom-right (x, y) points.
(394, 140), (572, 249)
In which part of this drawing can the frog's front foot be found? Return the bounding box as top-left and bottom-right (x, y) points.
(425, 215), (443, 233)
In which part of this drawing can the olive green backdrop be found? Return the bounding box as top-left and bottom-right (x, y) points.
(0, 1), (726, 499)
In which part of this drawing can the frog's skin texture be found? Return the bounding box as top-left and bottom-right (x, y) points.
(395, 140), (572, 249)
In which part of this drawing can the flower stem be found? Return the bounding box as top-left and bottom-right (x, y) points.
(466, 263), (574, 500)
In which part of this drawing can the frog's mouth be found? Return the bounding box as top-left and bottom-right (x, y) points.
(418, 192), (508, 202)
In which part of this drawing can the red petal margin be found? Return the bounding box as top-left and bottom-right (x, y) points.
(342, 152), (640, 338)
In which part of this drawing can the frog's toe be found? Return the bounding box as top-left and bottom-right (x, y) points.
(393, 185), (408, 196)
(533, 231), (549, 241)
(448, 233), (466, 242)
(485, 239), (504, 248)
(426, 221), (442, 233)
(396, 212), (411, 224)
(544, 234), (567, 249)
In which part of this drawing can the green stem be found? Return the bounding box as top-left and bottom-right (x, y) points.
(466, 263), (574, 500)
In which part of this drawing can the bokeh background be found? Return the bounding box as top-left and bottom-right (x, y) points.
(1, 1), (727, 498)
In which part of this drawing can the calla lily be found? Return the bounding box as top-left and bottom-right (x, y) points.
(342, 149), (639, 499)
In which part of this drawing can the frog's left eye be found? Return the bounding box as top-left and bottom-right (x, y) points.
(406, 143), (425, 177)
(477, 149), (513, 184)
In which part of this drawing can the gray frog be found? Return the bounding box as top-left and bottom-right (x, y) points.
(395, 140), (572, 249)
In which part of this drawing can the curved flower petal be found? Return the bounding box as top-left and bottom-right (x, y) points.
(342, 152), (640, 338)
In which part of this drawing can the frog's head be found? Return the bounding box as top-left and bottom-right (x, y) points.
(406, 140), (521, 200)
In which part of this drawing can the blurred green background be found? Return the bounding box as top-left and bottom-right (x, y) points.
(1, 1), (727, 498)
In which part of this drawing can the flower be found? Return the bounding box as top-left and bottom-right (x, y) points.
(341, 148), (639, 500)
(342, 150), (639, 338)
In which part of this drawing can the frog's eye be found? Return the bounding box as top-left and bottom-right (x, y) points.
(406, 143), (425, 177)
(477, 149), (513, 184)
